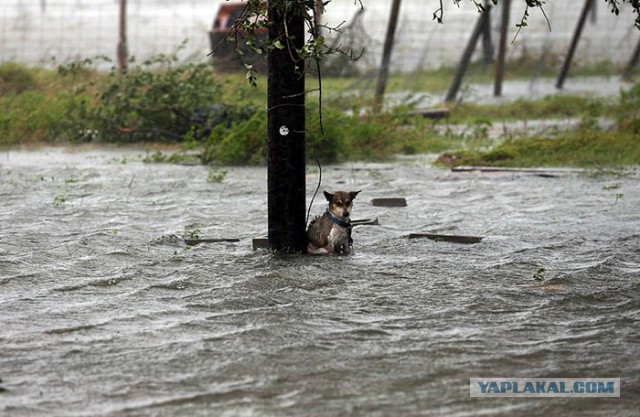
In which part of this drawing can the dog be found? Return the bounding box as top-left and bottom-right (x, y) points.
(307, 190), (361, 255)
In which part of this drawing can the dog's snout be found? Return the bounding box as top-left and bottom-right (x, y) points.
(343, 210), (350, 217)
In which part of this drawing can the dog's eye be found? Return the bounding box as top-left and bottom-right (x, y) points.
(335, 202), (343, 207)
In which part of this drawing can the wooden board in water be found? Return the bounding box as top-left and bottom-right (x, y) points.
(408, 233), (483, 244)
(184, 238), (240, 246)
(371, 198), (407, 207)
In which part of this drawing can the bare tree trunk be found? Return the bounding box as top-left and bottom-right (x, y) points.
(117, 0), (128, 72)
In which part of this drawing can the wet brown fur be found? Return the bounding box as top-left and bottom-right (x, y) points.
(307, 190), (360, 254)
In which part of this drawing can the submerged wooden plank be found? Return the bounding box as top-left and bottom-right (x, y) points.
(451, 166), (585, 175)
(371, 198), (407, 207)
(352, 217), (380, 226)
(408, 233), (483, 244)
(184, 238), (240, 246)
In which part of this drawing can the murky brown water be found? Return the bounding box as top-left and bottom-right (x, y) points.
(1, 147), (639, 416)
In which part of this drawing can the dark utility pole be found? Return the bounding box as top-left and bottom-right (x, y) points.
(267, 3), (307, 253)
(117, 0), (128, 72)
(374, 0), (402, 112)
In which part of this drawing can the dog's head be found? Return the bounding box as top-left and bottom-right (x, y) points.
(324, 190), (361, 219)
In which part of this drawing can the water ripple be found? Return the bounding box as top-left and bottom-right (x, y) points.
(1, 148), (639, 416)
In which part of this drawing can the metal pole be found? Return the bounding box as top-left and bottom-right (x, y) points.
(374, 0), (402, 113)
(556, 0), (593, 89)
(267, 2), (307, 253)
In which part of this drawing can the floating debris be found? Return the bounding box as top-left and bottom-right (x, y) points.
(184, 238), (240, 246)
(451, 166), (585, 175)
(408, 233), (483, 244)
(352, 217), (379, 226)
(371, 198), (407, 207)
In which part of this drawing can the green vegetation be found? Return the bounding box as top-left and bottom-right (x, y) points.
(184, 224), (202, 240)
(53, 194), (67, 206)
(436, 82), (640, 168)
(435, 131), (640, 168)
(448, 95), (613, 124)
(207, 167), (228, 183)
(1, 57), (639, 168)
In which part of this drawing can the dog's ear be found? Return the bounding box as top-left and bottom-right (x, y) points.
(324, 191), (334, 201)
(350, 190), (361, 200)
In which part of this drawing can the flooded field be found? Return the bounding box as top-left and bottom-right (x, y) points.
(1, 147), (639, 416)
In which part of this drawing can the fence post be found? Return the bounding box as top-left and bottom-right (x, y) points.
(374, 0), (402, 113)
(481, 0), (494, 66)
(623, 37), (640, 78)
(494, 0), (510, 97)
(117, 0), (127, 72)
(556, 0), (593, 89)
(446, 6), (492, 102)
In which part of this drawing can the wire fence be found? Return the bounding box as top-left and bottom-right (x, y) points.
(0, 0), (215, 67)
(0, 0), (638, 72)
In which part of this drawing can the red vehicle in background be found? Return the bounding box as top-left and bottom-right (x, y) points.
(208, 2), (267, 71)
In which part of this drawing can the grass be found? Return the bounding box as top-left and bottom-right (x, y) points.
(1, 58), (639, 168)
(448, 95), (613, 124)
(435, 131), (640, 168)
(436, 81), (640, 168)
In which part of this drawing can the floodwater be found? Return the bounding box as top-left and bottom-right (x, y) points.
(389, 76), (633, 109)
(1, 147), (639, 417)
